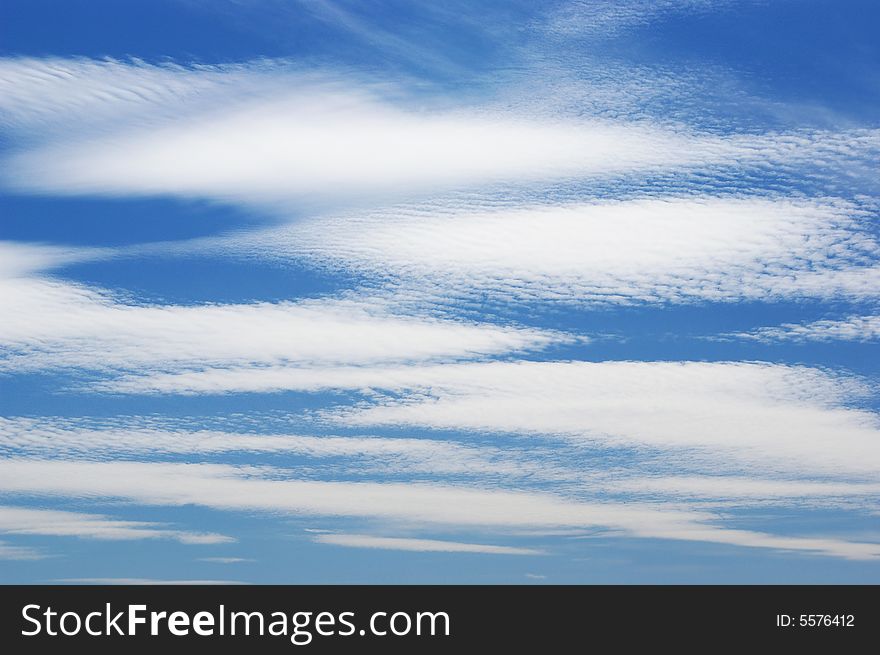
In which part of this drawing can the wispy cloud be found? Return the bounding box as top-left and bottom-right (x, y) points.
(0, 241), (106, 278)
(313, 533), (543, 555)
(0, 259), (565, 377)
(2, 415), (877, 512)
(0, 95), (744, 203)
(541, 0), (739, 40)
(95, 359), (880, 478)
(603, 476), (880, 501)
(2, 58), (877, 208)
(0, 57), (297, 135)
(0, 540), (44, 560)
(0, 459), (876, 559)
(323, 361), (879, 479)
(0, 416), (569, 483)
(0, 505), (232, 544)
(224, 196), (880, 307)
(728, 314), (880, 343)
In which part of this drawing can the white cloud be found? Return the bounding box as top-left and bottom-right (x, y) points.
(0, 459), (694, 532)
(4, 415), (878, 510)
(0, 57), (710, 202)
(0, 540), (44, 560)
(0, 241), (104, 278)
(111, 360), (880, 479)
(0, 57), (290, 135)
(313, 533), (543, 555)
(0, 416), (565, 482)
(228, 196), (880, 306)
(635, 527), (880, 560)
(3, 58), (877, 207)
(3, 59), (877, 316)
(542, 0), (738, 39)
(324, 361), (880, 479)
(1, 102), (723, 203)
(0, 505), (232, 544)
(604, 476), (880, 500)
(0, 270), (563, 375)
(731, 314), (880, 343)
(0, 459), (876, 559)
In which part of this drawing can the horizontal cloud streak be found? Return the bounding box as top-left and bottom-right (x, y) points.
(0, 416), (564, 483)
(230, 196), (880, 306)
(0, 540), (44, 560)
(0, 272), (564, 376)
(102, 360), (880, 479)
(326, 361), (880, 479)
(3, 415), (878, 511)
(731, 314), (880, 343)
(542, 0), (736, 39)
(313, 533), (543, 555)
(2, 58), (878, 207)
(0, 505), (232, 544)
(603, 476), (880, 501)
(0, 241), (107, 278)
(0, 459), (875, 559)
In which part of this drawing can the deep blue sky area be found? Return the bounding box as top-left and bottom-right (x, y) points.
(638, 1), (880, 119)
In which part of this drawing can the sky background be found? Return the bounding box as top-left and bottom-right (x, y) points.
(1, 0), (879, 584)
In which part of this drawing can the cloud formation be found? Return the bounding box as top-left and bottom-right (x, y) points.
(0, 415), (566, 483)
(0, 458), (876, 559)
(731, 314), (880, 343)
(0, 540), (43, 560)
(541, 0), (738, 39)
(313, 533), (543, 555)
(0, 264), (563, 377)
(105, 360), (880, 480)
(324, 361), (880, 479)
(0, 505), (232, 544)
(2, 57), (877, 208)
(228, 196), (880, 306)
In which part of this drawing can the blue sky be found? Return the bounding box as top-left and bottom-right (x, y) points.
(0, 0), (879, 584)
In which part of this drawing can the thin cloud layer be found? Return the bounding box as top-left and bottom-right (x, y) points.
(0, 541), (44, 561)
(0, 505), (232, 544)
(732, 314), (880, 343)
(0, 459), (876, 560)
(2, 415), (877, 510)
(0, 268), (563, 376)
(2, 58), (878, 207)
(313, 533), (544, 555)
(541, 0), (738, 39)
(0, 416), (565, 483)
(0, 99), (733, 202)
(0, 241), (105, 278)
(325, 361), (880, 479)
(229, 196), (880, 305)
(109, 360), (880, 479)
